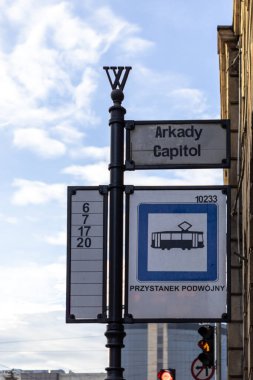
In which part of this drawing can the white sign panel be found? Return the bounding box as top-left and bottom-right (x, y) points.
(66, 186), (107, 322)
(126, 187), (230, 321)
(125, 120), (230, 169)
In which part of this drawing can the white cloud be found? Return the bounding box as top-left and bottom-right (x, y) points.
(168, 88), (209, 118)
(12, 179), (66, 205)
(52, 124), (85, 144)
(126, 65), (189, 119)
(73, 67), (99, 121)
(69, 146), (110, 161)
(13, 128), (66, 158)
(167, 169), (223, 185)
(0, 309), (107, 372)
(90, 6), (142, 54)
(6, 0), (37, 22)
(0, 213), (18, 224)
(0, 257), (107, 371)
(121, 37), (154, 54)
(0, 1), (153, 136)
(125, 168), (223, 186)
(125, 65), (216, 120)
(62, 162), (109, 185)
(44, 231), (66, 246)
(62, 162), (223, 187)
(0, 261), (65, 330)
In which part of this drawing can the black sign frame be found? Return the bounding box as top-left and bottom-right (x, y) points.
(125, 119), (230, 170)
(66, 186), (108, 323)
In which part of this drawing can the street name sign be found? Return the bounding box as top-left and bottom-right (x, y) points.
(125, 186), (230, 322)
(66, 186), (108, 323)
(125, 120), (230, 169)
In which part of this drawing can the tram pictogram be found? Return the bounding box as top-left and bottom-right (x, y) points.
(151, 221), (204, 251)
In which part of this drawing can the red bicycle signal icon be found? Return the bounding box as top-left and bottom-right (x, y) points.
(191, 357), (215, 380)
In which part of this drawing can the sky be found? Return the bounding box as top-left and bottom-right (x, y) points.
(0, 0), (233, 374)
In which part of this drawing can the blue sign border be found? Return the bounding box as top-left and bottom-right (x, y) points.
(138, 203), (218, 281)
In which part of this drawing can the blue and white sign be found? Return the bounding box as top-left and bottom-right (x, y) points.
(138, 203), (217, 282)
(126, 187), (230, 322)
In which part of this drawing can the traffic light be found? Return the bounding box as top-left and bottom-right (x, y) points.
(197, 325), (215, 368)
(157, 369), (176, 380)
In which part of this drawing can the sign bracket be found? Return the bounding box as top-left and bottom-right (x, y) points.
(125, 120), (136, 170)
(125, 185), (135, 195)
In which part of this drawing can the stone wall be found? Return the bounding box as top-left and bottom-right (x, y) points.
(218, 0), (253, 378)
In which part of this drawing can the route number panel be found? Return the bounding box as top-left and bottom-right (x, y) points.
(125, 186), (230, 322)
(66, 186), (108, 323)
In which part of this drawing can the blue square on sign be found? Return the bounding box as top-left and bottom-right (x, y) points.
(137, 203), (218, 281)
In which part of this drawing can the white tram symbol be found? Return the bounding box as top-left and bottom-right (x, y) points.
(151, 221), (204, 251)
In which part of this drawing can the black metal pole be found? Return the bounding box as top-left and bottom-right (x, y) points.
(105, 88), (126, 380)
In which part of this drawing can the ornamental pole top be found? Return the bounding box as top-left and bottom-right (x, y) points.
(103, 66), (132, 91)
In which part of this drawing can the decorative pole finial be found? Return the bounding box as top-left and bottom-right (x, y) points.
(103, 66), (132, 91)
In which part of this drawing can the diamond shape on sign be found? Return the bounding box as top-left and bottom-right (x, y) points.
(178, 221), (192, 231)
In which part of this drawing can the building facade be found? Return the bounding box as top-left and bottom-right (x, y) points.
(218, 0), (253, 379)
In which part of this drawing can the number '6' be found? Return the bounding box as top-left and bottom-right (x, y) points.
(83, 203), (90, 213)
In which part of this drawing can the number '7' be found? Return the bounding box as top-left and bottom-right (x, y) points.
(82, 214), (89, 224)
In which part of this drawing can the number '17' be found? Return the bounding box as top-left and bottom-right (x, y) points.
(78, 226), (91, 236)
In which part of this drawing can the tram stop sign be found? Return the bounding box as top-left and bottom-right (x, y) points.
(125, 186), (230, 322)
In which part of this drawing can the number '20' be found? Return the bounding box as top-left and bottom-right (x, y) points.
(77, 237), (91, 248)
